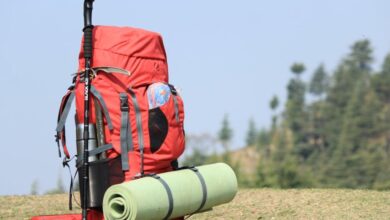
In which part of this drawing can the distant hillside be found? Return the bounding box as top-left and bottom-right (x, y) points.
(230, 146), (260, 176)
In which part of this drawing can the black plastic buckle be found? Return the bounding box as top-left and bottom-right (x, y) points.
(134, 172), (158, 179)
(62, 156), (75, 168)
(120, 96), (129, 112)
(178, 166), (199, 172)
(168, 84), (177, 96)
(62, 157), (70, 168)
(55, 133), (62, 158)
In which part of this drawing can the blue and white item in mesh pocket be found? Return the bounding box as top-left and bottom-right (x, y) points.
(147, 83), (171, 109)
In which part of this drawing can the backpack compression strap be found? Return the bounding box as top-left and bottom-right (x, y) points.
(119, 93), (134, 171)
(140, 168), (208, 220)
(128, 88), (145, 175)
(141, 174), (174, 220)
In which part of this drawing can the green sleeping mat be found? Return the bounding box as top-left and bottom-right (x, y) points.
(102, 163), (238, 220)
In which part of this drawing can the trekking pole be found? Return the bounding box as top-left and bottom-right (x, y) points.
(82, 0), (94, 219)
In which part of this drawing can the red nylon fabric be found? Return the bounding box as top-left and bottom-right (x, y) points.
(31, 210), (103, 220)
(78, 26), (169, 87)
(74, 26), (185, 181)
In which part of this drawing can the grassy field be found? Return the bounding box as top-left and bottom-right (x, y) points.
(1, 188), (390, 220)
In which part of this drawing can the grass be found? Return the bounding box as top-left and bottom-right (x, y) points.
(1, 189), (390, 219)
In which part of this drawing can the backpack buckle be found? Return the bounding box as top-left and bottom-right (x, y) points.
(120, 95), (129, 112)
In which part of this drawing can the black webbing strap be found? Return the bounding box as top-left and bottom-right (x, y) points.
(120, 93), (130, 171)
(62, 156), (76, 210)
(168, 84), (180, 123)
(90, 85), (113, 130)
(191, 167), (208, 213)
(148, 174), (174, 220)
(179, 167), (208, 213)
(128, 88), (145, 175)
(87, 144), (113, 157)
(76, 144), (113, 167)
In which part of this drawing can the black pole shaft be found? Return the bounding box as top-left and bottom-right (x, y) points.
(82, 1), (94, 220)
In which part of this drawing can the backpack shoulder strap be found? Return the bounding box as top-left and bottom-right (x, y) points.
(55, 86), (75, 158)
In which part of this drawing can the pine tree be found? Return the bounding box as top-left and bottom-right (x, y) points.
(218, 114), (233, 164)
(45, 172), (66, 195)
(373, 54), (390, 103)
(291, 63), (306, 78)
(270, 95), (279, 110)
(30, 179), (39, 195)
(286, 63), (306, 145)
(327, 40), (379, 187)
(349, 39), (373, 71)
(270, 95), (279, 129)
(323, 40), (374, 155)
(257, 128), (270, 152)
(260, 39), (390, 189)
(245, 118), (257, 146)
(309, 64), (329, 98)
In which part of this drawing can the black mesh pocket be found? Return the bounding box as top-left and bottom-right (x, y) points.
(77, 156), (124, 208)
(148, 107), (168, 153)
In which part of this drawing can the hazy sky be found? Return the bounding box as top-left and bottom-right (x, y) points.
(0, 1), (389, 195)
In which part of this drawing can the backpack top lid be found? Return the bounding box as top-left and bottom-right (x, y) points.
(78, 26), (169, 86)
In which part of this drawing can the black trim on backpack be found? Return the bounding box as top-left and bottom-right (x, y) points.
(168, 84), (180, 123)
(148, 107), (168, 153)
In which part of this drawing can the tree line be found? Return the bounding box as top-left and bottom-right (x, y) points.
(184, 39), (390, 189)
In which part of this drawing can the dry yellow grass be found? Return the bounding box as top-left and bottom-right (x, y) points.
(193, 189), (390, 220)
(1, 189), (390, 220)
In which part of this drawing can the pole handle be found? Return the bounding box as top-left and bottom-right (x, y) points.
(83, 0), (94, 59)
(84, 27), (93, 59)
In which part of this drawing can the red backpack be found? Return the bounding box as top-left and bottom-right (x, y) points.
(55, 26), (185, 207)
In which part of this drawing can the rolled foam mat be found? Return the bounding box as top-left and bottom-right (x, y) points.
(102, 163), (237, 220)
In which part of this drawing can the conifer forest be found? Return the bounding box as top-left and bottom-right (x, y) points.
(185, 39), (390, 190)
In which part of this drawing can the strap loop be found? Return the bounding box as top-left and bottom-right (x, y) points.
(179, 166), (208, 214)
